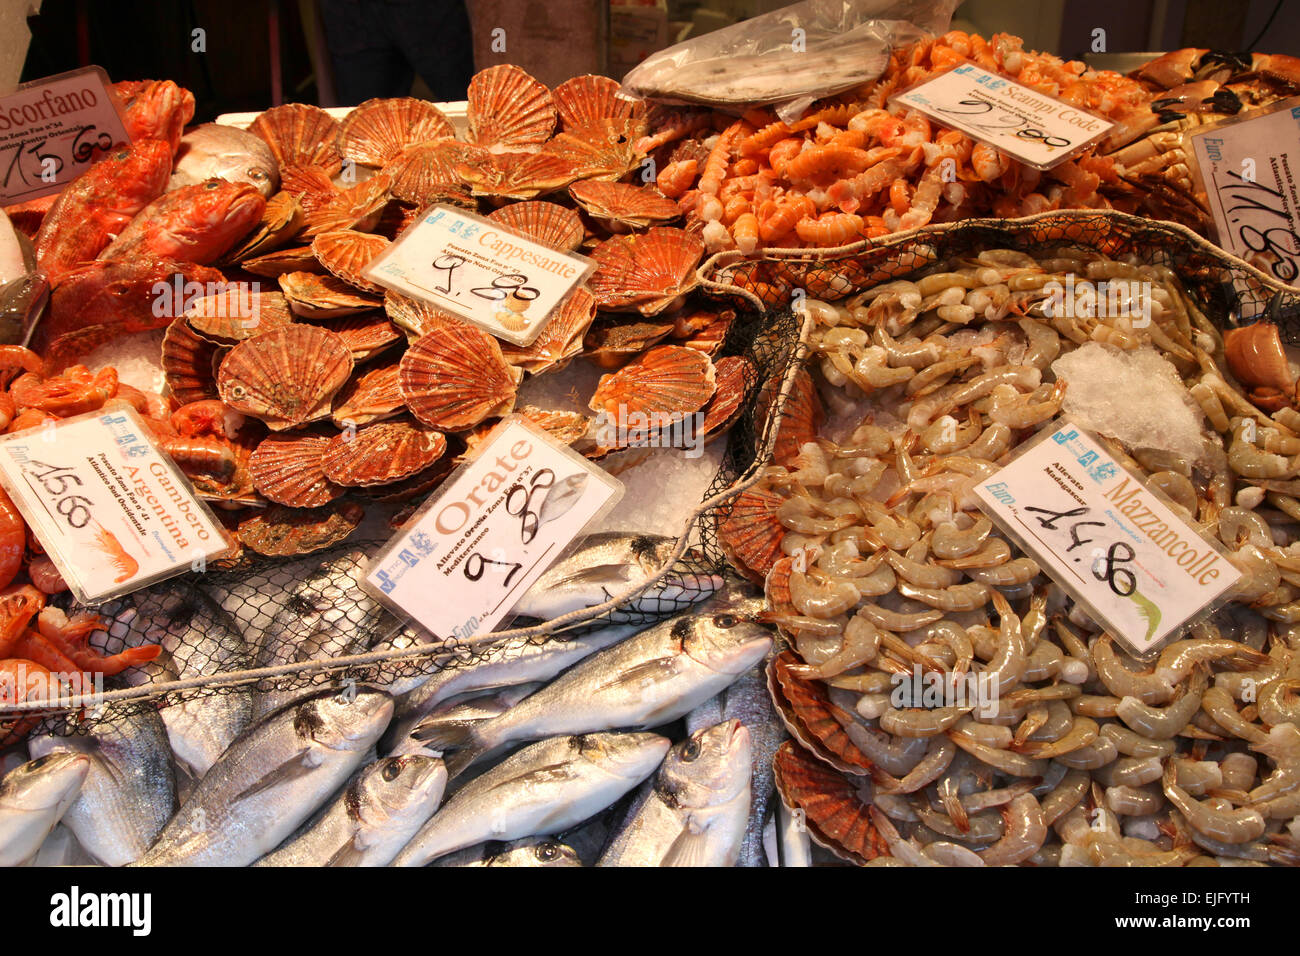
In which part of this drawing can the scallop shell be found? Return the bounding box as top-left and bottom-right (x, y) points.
(541, 120), (641, 182)
(679, 308), (734, 357)
(383, 291), (464, 340)
(304, 171), (392, 236)
(587, 227), (704, 315)
(249, 103), (342, 175)
(238, 501), (365, 557)
(310, 230), (391, 293)
(589, 345), (715, 419)
(717, 482), (785, 584)
(570, 180), (679, 229)
(332, 362), (404, 426)
(700, 355), (751, 438)
(339, 97), (455, 167)
(316, 312), (401, 362)
(467, 64), (556, 151)
(552, 75), (645, 129)
(364, 454), (457, 503)
(498, 288), (596, 375)
(464, 406), (590, 457)
(248, 431), (345, 507)
(277, 164), (338, 214)
(279, 271), (382, 318)
(383, 140), (482, 206)
(242, 245), (322, 278)
(185, 289), (294, 344)
(769, 651), (875, 777)
(321, 420), (447, 487)
(772, 740), (887, 866)
(221, 191), (306, 263)
(456, 150), (577, 200)
(486, 201), (583, 252)
(162, 318), (221, 404)
(582, 317), (676, 368)
(399, 323), (521, 431)
(760, 366), (823, 468)
(217, 325), (353, 430)
(1224, 321), (1295, 391)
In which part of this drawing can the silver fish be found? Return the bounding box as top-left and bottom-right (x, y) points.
(599, 720), (751, 866)
(24, 823), (97, 867)
(434, 836), (583, 867)
(169, 123), (279, 197)
(417, 603), (773, 777)
(29, 709), (177, 866)
(389, 683), (542, 758)
(137, 691), (392, 866)
(391, 732), (668, 867)
(383, 623), (647, 752)
(511, 532), (723, 622)
(0, 209), (45, 344)
(0, 752), (90, 866)
(255, 754), (446, 867)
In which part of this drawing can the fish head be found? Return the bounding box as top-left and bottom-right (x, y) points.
(681, 611), (773, 676)
(184, 179), (268, 247)
(298, 690), (394, 753)
(489, 838), (583, 867)
(659, 719), (751, 808)
(0, 752), (90, 810)
(354, 754), (447, 821)
(576, 731), (669, 781)
(103, 139), (175, 205)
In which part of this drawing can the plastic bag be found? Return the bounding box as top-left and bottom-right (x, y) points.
(621, 0), (961, 122)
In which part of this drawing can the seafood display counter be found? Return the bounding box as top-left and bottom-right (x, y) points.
(0, 24), (1298, 870)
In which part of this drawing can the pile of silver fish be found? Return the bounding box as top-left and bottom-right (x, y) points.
(0, 532), (805, 867)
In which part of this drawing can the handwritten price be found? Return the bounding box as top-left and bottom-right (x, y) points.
(1, 124), (113, 194)
(1023, 503), (1136, 596)
(1217, 169), (1300, 283)
(23, 459), (91, 528)
(936, 99), (1072, 149)
(428, 253), (542, 302)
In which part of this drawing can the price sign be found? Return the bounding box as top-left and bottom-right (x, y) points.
(1186, 97), (1300, 286)
(363, 204), (595, 346)
(890, 62), (1115, 170)
(0, 408), (228, 603)
(0, 66), (131, 205)
(974, 420), (1240, 658)
(364, 416), (623, 640)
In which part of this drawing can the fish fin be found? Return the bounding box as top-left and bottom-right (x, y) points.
(660, 821), (715, 867)
(444, 745), (488, 780)
(410, 718), (477, 750)
(594, 656), (679, 693)
(232, 748), (315, 802)
(325, 836), (368, 867)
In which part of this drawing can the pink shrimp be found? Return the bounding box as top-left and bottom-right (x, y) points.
(795, 212), (865, 246)
(699, 121), (743, 196)
(656, 159), (697, 199)
(899, 163), (945, 231)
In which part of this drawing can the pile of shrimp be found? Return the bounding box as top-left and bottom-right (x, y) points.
(735, 245), (1300, 866)
(642, 31), (1156, 253)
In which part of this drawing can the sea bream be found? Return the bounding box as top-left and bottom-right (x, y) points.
(599, 720), (752, 867)
(255, 754), (446, 867)
(136, 691), (392, 867)
(388, 683), (542, 757)
(169, 123), (280, 197)
(391, 732), (667, 867)
(416, 600), (773, 777)
(0, 752), (90, 866)
(510, 532), (723, 622)
(433, 836), (583, 867)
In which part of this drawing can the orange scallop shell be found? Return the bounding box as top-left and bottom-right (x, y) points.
(486, 201), (584, 252)
(317, 312), (401, 362)
(1224, 321), (1295, 392)
(383, 291), (464, 340)
(498, 288), (596, 375)
(588, 345), (716, 418)
(249, 103), (342, 175)
(582, 317), (676, 368)
(278, 164), (338, 215)
(248, 431), (346, 507)
(463, 406), (591, 457)
(675, 307), (735, 357)
(398, 323), (522, 431)
(332, 362), (405, 426)
(587, 227), (704, 315)
(217, 325), (354, 430)
(717, 481), (786, 584)
(338, 97), (455, 167)
(467, 64), (556, 151)
(772, 740), (888, 866)
(162, 317), (222, 404)
(383, 140), (482, 206)
(541, 120), (640, 181)
(769, 651), (875, 777)
(700, 355), (751, 438)
(363, 455), (457, 503)
(762, 366), (823, 468)
(552, 75), (645, 129)
(279, 271), (382, 318)
(304, 171), (392, 236)
(310, 230), (391, 293)
(242, 245), (322, 278)
(321, 420), (447, 487)
(238, 501), (365, 557)
(456, 150), (577, 200)
(570, 180), (679, 228)
(185, 289), (294, 344)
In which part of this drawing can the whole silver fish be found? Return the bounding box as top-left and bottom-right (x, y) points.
(137, 691), (392, 866)
(255, 754), (446, 866)
(29, 709), (177, 866)
(599, 720), (751, 867)
(391, 732), (668, 867)
(416, 603), (773, 777)
(388, 683), (541, 758)
(511, 532), (723, 622)
(383, 623), (647, 752)
(0, 752), (90, 866)
(169, 123), (279, 196)
(434, 836), (583, 867)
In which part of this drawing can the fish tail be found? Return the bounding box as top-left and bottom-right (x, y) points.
(443, 745), (486, 780)
(410, 716), (478, 751)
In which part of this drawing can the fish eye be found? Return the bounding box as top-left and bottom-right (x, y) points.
(682, 739), (701, 761)
(27, 754), (51, 770)
(713, 614), (737, 629)
(381, 760), (402, 781)
(536, 843), (558, 861)
(204, 180), (221, 189)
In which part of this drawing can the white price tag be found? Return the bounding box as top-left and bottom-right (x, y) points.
(974, 420), (1240, 658)
(1186, 96), (1300, 287)
(0, 66), (131, 205)
(363, 204), (595, 346)
(890, 62), (1115, 171)
(0, 408), (228, 603)
(364, 416), (623, 640)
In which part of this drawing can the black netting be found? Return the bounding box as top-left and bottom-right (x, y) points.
(9, 301), (804, 739)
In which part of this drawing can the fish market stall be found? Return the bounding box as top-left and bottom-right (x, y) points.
(0, 1), (1298, 871)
